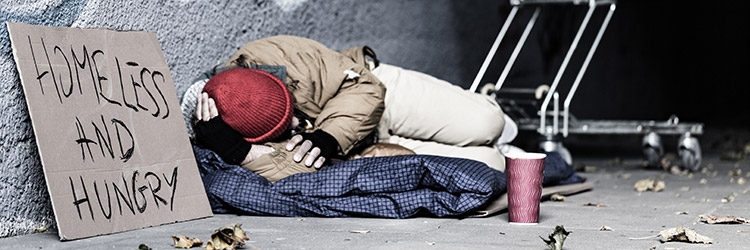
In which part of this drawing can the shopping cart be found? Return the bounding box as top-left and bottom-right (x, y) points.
(472, 0), (704, 171)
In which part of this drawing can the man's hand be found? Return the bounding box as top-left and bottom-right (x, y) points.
(196, 92), (218, 122)
(285, 130), (338, 169)
(194, 92), (272, 165)
(286, 134), (325, 169)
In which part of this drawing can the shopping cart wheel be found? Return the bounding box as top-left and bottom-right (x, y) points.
(642, 132), (663, 169)
(539, 133), (572, 165)
(678, 133), (702, 172)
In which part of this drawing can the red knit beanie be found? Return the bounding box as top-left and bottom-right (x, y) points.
(203, 68), (294, 143)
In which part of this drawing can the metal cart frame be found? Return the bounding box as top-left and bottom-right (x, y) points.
(471, 0), (704, 171)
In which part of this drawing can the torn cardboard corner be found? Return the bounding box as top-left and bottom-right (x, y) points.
(6, 22), (213, 240)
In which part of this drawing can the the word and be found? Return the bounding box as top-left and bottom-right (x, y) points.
(75, 114), (135, 163)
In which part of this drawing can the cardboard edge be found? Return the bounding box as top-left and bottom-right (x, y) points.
(468, 179), (596, 218)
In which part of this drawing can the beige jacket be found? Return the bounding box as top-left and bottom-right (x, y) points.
(224, 35), (385, 155)
(223, 36), (386, 182)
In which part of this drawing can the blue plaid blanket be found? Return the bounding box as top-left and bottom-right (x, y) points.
(194, 145), (583, 218)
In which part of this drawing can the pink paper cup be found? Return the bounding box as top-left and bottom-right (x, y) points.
(505, 152), (546, 224)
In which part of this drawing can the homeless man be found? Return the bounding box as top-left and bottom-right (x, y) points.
(182, 35), (515, 182)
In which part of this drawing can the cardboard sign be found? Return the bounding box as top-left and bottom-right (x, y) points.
(6, 22), (213, 240)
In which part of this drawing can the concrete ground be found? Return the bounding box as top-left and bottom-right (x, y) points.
(2, 127), (750, 250)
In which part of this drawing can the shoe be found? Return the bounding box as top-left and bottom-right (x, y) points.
(497, 114), (518, 145)
(497, 143), (525, 155)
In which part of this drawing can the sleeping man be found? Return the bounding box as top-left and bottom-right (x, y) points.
(182, 35), (517, 182)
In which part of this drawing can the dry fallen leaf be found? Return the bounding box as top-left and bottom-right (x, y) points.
(206, 239), (233, 250)
(205, 223), (249, 250)
(669, 166), (687, 175)
(658, 227), (713, 244)
(540, 225), (571, 250)
(722, 195), (735, 203)
(723, 192), (738, 203)
(584, 166), (598, 173)
(730, 169), (743, 176)
(634, 179), (665, 192)
(171, 235), (203, 249)
(206, 232), (234, 250)
(232, 223), (249, 244)
(699, 214), (750, 224)
(617, 172), (631, 179)
(582, 202), (607, 207)
(660, 153), (678, 171)
(550, 193), (566, 202)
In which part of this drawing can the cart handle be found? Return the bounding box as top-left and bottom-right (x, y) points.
(562, 3), (616, 136)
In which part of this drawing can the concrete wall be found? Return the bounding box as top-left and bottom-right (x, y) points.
(0, 0), (502, 238)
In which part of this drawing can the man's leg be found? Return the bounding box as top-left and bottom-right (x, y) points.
(385, 135), (506, 171)
(373, 63), (506, 147)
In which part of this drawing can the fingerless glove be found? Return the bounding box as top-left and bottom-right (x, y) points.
(193, 117), (252, 165)
(299, 130), (339, 160)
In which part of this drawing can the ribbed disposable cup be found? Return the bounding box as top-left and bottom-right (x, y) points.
(505, 152), (546, 224)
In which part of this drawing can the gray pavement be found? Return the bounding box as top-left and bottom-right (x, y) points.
(3, 128), (750, 249)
